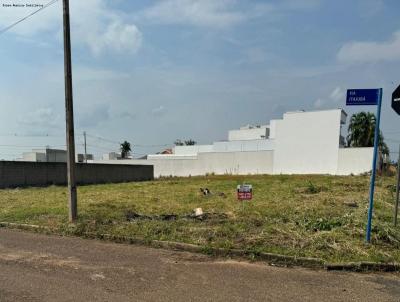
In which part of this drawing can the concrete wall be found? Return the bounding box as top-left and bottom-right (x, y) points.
(150, 151), (273, 177)
(171, 140), (274, 156)
(337, 148), (374, 175)
(21, 152), (46, 162)
(213, 139), (274, 152)
(96, 151), (274, 177)
(95, 147), (372, 177)
(273, 109), (343, 175)
(0, 161), (153, 188)
(228, 126), (269, 141)
(173, 145), (214, 155)
(45, 149), (67, 162)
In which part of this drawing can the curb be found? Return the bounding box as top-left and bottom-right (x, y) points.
(325, 262), (400, 272)
(0, 222), (399, 272)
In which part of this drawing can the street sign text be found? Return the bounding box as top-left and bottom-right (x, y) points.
(346, 89), (380, 106)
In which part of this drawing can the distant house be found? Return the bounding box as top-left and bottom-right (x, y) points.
(102, 152), (122, 161)
(17, 148), (93, 163)
(19, 148), (67, 163)
(157, 148), (173, 155)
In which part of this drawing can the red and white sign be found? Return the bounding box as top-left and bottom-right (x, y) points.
(237, 184), (253, 201)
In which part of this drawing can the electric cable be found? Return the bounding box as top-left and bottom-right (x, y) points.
(0, 0), (59, 36)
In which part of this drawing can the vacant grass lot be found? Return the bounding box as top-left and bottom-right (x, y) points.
(1, 174), (400, 263)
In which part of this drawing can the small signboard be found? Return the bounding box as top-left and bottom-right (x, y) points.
(237, 184), (253, 201)
(392, 85), (400, 115)
(346, 89), (380, 106)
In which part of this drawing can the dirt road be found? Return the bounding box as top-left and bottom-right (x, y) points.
(0, 228), (399, 301)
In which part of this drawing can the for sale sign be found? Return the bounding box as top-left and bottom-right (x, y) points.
(237, 184), (253, 201)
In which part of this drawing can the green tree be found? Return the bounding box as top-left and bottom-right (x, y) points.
(184, 139), (196, 146)
(174, 139), (184, 146)
(174, 139), (197, 146)
(347, 112), (389, 155)
(120, 141), (132, 159)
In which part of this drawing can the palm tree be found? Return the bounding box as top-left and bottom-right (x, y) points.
(120, 141), (132, 159)
(184, 139), (196, 146)
(174, 139), (184, 146)
(347, 112), (389, 155)
(174, 139), (197, 146)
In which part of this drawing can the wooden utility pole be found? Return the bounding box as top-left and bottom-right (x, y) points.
(63, 0), (77, 222)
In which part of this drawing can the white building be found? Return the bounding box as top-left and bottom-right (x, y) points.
(102, 152), (134, 160)
(102, 152), (122, 161)
(18, 148), (94, 163)
(97, 109), (374, 177)
(19, 148), (67, 163)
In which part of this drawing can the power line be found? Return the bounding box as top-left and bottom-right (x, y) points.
(0, 144), (66, 148)
(0, 0), (59, 36)
(84, 132), (172, 148)
(85, 133), (120, 145)
(86, 144), (117, 152)
(0, 133), (62, 137)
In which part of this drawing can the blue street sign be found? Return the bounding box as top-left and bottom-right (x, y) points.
(346, 89), (380, 106)
(346, 88), (383, 243)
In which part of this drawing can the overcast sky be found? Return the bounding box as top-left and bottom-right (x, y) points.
(1, 0), (400, 159)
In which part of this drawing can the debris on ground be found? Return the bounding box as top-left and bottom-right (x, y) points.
(125, 211), (152, 221)
(125, 211), (177, 221)
(343, 201), (358, 208)
(159, 214), (177, 221)
(193, 208), (203, 217)
(186, 209), (229, 221)
(125, 209), (228, 222)
(200, 188), (227, 198)
(200, 188), (211, 196)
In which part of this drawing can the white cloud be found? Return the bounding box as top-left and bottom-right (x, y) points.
(18, 108), (60, 127)
(141, 0), (320, 29)
(77, 105), (111, 128)
(313, 86), (344, 109)
(313, 98), (324, 109)
(151, 105), (167, 116)
(329, 86), (344, 103)
(0, 0), (142, 55)
(337, 31), (400, 64)
(357, 0), (384, 18)
(279, 0), (321, 11)
(0, 0), (61, 35)
(74, 67), (130, 82)
(240, 48), (269, 64)
(142, 0), (245, 28)
(87, 21), (142, 56)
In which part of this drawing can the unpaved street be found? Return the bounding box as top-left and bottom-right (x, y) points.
(0, 228), (399, 301)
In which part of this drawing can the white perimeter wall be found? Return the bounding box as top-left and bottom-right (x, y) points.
(150, 151), (274, 177)
(95, 147), (372, 177)
(173, 145), (214, 155)
(337, 148), (373, 175)
(228, 127), (268, 141)
(173, 140), (274, 155)
(94, 151), (273, 177)
(213, 140), (274, 152)
(273, 110), (342, 174)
